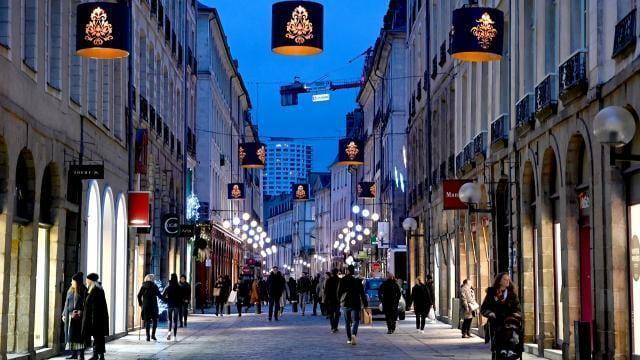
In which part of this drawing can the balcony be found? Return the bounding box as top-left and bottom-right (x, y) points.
(158, 3), (164, 27)
(612, 8), (636, 58)
(473, 131), (488, 161)
(490, 114), (509, 151)
(559, 50), (588, 104)
(163, 124), (169, 144)
(439, 161), (446, 182)
(455, 152), (464, 175)
(535, 73), (558, 121)
(431, 169), (439, 188)
(431, 55), (437, 79)
(416, 80), (422, 101)
(149, 106), (156, 129)
(423, 69), (429, 90)
(515, 93), (535, 136)
(155, 116), (162, 136)
(410, 94), (416, 116)
(139, 95), (148, 121)
(439, 41), (446, 67)
(170, 132), (175, 153)
(164, 16), (171, 41)
(171, 32), (177, 55)
(462, 142), (474, 171)
(177, 140), (182, 161)
(448, 154), (454, 176)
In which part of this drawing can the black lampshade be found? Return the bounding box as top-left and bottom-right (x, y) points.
(239, 142), (266, 169)
(357, 182), (376, 199)
(227, 183), (245, 200)
(451, 7), (504, 62)
(292, 183), (310, 201)
(272, 1), (323, 56)
(337, 138), (364, 166)
(76, 2), (129, 59)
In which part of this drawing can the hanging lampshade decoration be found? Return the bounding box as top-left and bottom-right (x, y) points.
(292, 183), (310, 201)
(357, 182), (376, 199)
(239, 142), (266, 169)
(227, 183), (246, 200)
(450, 6), (504, 62)
(336, 138), (364, 166)
(76, 2), (130, 59)
(128, 191), (151, 227)
(272, 1), (324, 56)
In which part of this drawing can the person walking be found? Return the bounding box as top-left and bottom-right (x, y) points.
(267, 267), (285, 321)
(62, 272), (86, 359)
(337, 265), (368, 345)
(250, 278), (261, 314)
(460, 279), (477, 338)
(214, 277), (225, 316)
(411, 277), (429, 334)
(259, 276), (268, 307)
(311, 274), (321, 316)
(287, 274), (298, 313)
(194, 282), (205, 314)
(137, 274), (163, 342)
(179, 274), (191, 327)
(297, 272), (311, 315)
(233, 279), (250, 316)
(425, 274), (436, 321)
(480, 272), (523, 358)
(378, 273), (401, 334)
(323, 268), (341, 333)
(82, 273), (108, 360)
(162, 273), (182, 341)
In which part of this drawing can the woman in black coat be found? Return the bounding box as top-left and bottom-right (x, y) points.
(480, 272), (522, 355)
(137, 274), (163, 341)
(82, 273), (109, 360)
(163, 273), (182, 341)
(411, 277), (430, 333)
(233, 280), (250, 316)
(63, 272), (86, 359)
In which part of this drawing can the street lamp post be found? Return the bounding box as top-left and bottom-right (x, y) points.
(402, 217), (418, 288)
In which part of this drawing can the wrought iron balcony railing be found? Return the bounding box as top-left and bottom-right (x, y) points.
(490, 114), (509, 150)
(559, 49), (588, 104)
(535, 73), (558, 121)
(431, 56), (437, 79)
(439, 161), (446, 181)
(149, 106), (156, 129)
(164, 17), (171, 41)
(416, 79), (422, 101)
(473, 131), (488, 159)
(612, 8), (636, 58)
(156, 116), (162, 136)
(432, 169), (439, 187)
(448, 154), (454, 176)
(463, 142), (474, 168)
(439, 41), (446, 67)
(515, 93), (534, 136)
(139, 95), (148, 121)
(455, 152), (464, 174)
(163, 124), (169, 144)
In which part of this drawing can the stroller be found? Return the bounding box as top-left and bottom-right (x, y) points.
(488, 315), (524, 360)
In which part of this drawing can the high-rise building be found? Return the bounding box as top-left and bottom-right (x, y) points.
(263, 138), (312, 196)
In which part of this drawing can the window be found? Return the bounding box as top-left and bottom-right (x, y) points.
(47, 0), (61, 88)
(23, 0), (36, 69)
(102, 62), (111, 128)
(113, 60), (123, 139)
(69, 1), (82, 104)
(0, 0), (10, 48)
(88, 59), (97, 117)
(570, 0), (587, 51)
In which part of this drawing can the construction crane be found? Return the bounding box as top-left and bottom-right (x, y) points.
(279, 77), (364, 106)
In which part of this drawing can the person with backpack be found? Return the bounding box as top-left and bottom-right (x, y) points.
(337, 265), (368, 345)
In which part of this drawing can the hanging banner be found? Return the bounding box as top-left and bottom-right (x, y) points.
(443, 179), (472, 210)
(135, 129), (149, 175)
(128, 191), (151, 227)
(227, 183), (246, 200)
(292, 183), (310, 201)
(357, 182), (376, 199)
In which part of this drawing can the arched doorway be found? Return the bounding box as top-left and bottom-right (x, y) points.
(521, 160), (538, 343)
(34, 163), (60, 348)
(541, 148), (563, 349)
(86, 180), (101, 275)
(114, 194), (127, 333)
(8, 148), (36, 354)
(102, 187), (114, 334)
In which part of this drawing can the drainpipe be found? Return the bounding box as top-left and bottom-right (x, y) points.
(425, 2), (433, 278)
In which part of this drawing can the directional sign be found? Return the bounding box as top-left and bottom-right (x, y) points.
(162, 213), (180, 236)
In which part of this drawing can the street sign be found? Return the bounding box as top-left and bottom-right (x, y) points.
(69, 164), (104, 179)
(162, 213), (180, 236)
(370, 235), (377, 245)
(179, 224), (195, 238)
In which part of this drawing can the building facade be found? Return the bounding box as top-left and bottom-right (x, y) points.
(264, 194), (294, 271)
(263, 138), (312, 196)
(312, 173), (332, 273)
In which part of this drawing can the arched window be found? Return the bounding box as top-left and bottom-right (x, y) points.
(86, 181), (101, 275)
(69, 0), (82, 104)
(114, 194), (127, 333)
(102, 188), (114, 333)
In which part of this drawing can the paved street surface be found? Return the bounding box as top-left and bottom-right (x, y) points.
(52, 307), (540, 360)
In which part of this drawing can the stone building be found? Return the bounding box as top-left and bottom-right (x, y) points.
(264, 194), (294, 271)
(357, 0), (408, 280)
(312, 172), (332, 273)
(0, 0), (197, 357)
(413, 0), (640, 358)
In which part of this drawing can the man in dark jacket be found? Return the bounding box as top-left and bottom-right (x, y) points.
(82, 273), (109, 360)
(179, 274), (191, 327)
(266, 267), (285, 321)
(379, 273), (401, 334)
(297, 272), (311, 315)
(323, 268), (341, 332)
(337, 265), (368, 345)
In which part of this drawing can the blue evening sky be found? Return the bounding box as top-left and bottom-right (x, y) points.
(200, 0), (390, 171)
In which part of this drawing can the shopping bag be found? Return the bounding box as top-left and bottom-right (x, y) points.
(213, 288), (221, 297)
(427, 307), (436, 321)
(361, 308), (373, 325)
(227, 290), (237, 304)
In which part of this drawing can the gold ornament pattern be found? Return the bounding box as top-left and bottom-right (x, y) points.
(257, 145), (266, 163)
(345, 141), (359, 160)
(285, 6), (314, 44)
(470, 12), (497, 49)
(231, 185), (242, 199)
(84, 7), (114, 46)
(239, 146), (246, 161)
(295, 185), (307, 199)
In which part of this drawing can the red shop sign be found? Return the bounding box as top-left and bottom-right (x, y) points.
(128, 191), (151, 227)
(442, 179), (471, 210)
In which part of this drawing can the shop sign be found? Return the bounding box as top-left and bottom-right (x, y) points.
(632, 235), (640, 281)
(69, 164), (104, 179)
(443, 179), (471, 209)
(162, 213), (180, 236)
(179, 224), (195, 238)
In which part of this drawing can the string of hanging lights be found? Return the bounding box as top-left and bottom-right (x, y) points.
(221, 212), (276, 258)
